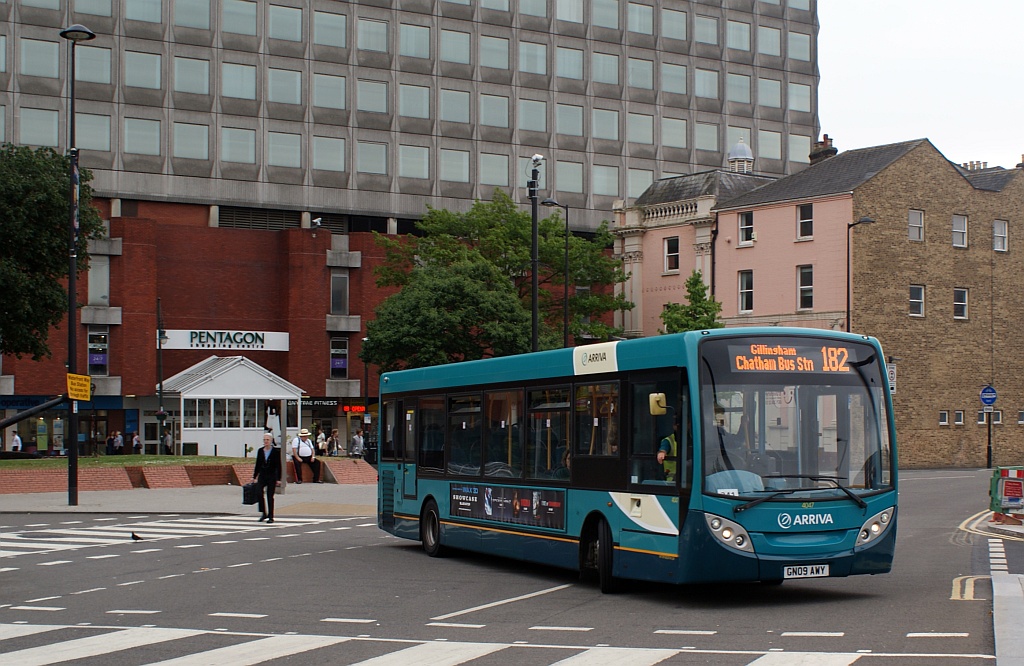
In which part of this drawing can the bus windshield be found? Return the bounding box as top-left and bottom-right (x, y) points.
(699, 336), (892, 501)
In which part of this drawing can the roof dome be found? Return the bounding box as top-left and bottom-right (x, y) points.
(728, 137), (754, 161)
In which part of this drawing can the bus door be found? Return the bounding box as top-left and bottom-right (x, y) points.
(403, 403), (417, 499)
(408, 395), (446, 500)
(629, 371), (691, 505)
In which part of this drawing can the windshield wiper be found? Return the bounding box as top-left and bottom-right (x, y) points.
(733, 487), (816, 513)
(757, 474), (868, 509)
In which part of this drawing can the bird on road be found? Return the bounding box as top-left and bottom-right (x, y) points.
(131, 532), (143, 541)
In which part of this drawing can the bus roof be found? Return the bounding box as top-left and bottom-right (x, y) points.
(379, 327), (880, 395)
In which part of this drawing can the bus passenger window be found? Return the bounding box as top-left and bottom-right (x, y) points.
(526, 387), (570, 480)
(417, 395), (445, 475)
(448, 394), (482, 476)
(574, 383), (619, 456)
(484, 390), (523, 478)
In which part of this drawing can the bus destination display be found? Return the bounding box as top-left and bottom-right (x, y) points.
(730, 343), (858, 374)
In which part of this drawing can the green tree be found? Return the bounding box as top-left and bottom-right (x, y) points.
(0, 144), (104, 359)
(363, 190), (632, 370)
(660, 270), (724, 333)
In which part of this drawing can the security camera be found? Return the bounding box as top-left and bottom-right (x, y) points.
(312, 217), (322, 227)
(531, 154), (545, 167)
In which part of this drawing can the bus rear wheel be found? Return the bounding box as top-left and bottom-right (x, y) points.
(421, 499), (446, 557)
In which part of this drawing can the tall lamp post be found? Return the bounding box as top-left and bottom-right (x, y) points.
(846, 216), (875, 332)
(541, 197), (571, 348)
(527, 155), (544, 352)
(60, 23), (96, 506)
(156, 298), (169, 454)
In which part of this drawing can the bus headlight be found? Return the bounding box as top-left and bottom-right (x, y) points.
(704, 513), (754, 553)
(857, 507), (894, 547)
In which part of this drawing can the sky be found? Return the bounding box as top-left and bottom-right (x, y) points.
(817, 0), (1024, 170)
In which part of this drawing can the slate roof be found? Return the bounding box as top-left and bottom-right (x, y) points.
(715, 139), (929, 210)
(960, 167), (1019, 192)
(634, 170), (775, 207)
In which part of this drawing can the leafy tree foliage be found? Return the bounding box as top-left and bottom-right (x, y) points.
(363, 190), (632, 370)
(0, 144), (104, 359)
(660, 270), (724, 333)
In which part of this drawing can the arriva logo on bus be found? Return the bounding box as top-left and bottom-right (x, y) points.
(778, 513), (834, 529)
(573, 341), (619, 375)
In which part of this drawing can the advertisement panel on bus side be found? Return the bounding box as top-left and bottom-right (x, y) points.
(450, 483), (566, 530)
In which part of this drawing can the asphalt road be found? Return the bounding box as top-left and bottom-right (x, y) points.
(0, 468), (1016, 664)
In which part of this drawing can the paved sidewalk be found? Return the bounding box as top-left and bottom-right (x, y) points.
(0, 483), (377, 517)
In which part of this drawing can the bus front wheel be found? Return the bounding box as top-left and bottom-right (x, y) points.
(421, 499), (446, 557)
(581, 518), (618, 593)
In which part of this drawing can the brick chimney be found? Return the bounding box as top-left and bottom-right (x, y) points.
(809, 134), (838, 165)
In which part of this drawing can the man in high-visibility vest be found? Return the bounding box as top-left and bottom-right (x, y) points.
(656, 420), (680, 481)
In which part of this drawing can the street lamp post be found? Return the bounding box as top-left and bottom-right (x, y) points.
(846, 216), (875, 332)
(60, 23), (96, 506)
(156, 297), (169, 454)
(527, 155), (543, 352)
(541, 198), (571, 348)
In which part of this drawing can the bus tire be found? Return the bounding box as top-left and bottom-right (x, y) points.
(421, 499), (446, 557)
(596, 518), (618, 594)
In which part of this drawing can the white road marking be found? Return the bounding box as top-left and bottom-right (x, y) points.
(654, 629), (717, 635)
(321, 618), (377, 624)
(37, 561), (72, 567)
(426, 622), (486, 629)
(107, 609), (162, 614)
(159, 574), (185, 580)
(71, 588), (106, 595)
(227, 562), (252, 568)
(780, 631), (845, 637)
(530, 626), (593, 632)
(8, 606), (65, 612)
(347, 640), (506, 666)
(0, 625), (62, 639)
(747, 654), (861, 665)
(209, 612), (267, 618)
(87, 554), (119, 560)
(117, 581), (145, 586)
(144, 633), (349, 665)
(25, 596), (61, 603)
(906, 632), (969, 638)
(175, 544), (203, 549)
(0, 626), (201, 665)
(131, 548), (162, 554)
(550, 646), (681, 665)
(431, 584), (573, 621)
(0, 567), (19, 573)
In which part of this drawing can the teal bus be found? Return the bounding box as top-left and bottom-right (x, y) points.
(377, 328), (897, 592)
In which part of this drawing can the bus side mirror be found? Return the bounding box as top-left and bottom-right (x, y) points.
(649, 393), (667, 416)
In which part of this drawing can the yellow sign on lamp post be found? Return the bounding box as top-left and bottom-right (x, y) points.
(67, 373), (92, 401)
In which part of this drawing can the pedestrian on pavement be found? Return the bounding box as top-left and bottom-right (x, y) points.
(132, 431), (142, 454)
(12, 431), (22, 452)
(105, 432), (115, 456)
(162, 429), (173, 455)
(316, 426), (327, 457)
(327, 429), (340, 456)
(113, 430), (124, 455)
(350, 429), (364, 458)
(251, 433), (282, 523)
(290, 428), (321, 483)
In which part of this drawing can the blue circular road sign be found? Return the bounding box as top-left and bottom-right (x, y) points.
(980, 385), (997, 406)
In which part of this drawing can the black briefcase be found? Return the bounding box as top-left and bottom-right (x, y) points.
(242, 482), (259, 505)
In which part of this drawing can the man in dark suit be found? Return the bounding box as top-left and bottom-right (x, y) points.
(252, 433), (282, 523)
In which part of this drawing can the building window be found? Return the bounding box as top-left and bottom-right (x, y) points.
(20, 108), (59, 147)
(789, 135), (811, 163)
(20, 39), (59, 78)
(398, 144), (429, 179)
(758, 78), (781, 108)
(556, 47), (584, 79)
(440, 89), (470, 123)
(173, 122), (208, 159)
(952, 214), (968, 247)
(312, 136), (345, 172)
(758, 129), (781, 159)
(556, 0), (583, 23)
(994, 220), (1008, 252)
(267, 68), (301, 105)
(664, 237), (679, 273)
(357, 80), (388, 113)
(313, 73), (346, 109)
(758, 26), (781, 56)
(727, 20), (750, 51)
(313, 11), (347, 48)
(980, 410), (1002, 425)
(788, 32), (811, 61)
(174, 57), (209, 95)
(174, 0), (210, 29)
(592, 108), (617, 140)
(223, 0), (256, 36)
(627, 2), (653, 34)
(481, 0), (509, 9)
(628, 58), (654, 89)
(88, 326), (109, 377)
(330, 337), (348, 379)
(267, 132), (301, 168)
(479, 153), (509, 187)
(738, 271), (754, 313)
(954, 410), (964, 425)
(695, 69), (719, 99)
(519, 41), (547, 75)
(628, 169), (653, 199)
(556, 104), (584, 136)
(908, 209), (924, 241)
(909, 284), (924, 316)
(221, 127), (256, 163)
(518, 99), (547, 132)
(663, 117), (687, 149)
(222, 63), (256, 99)
(440, 30), (471, 64)
(556, 160), (583, 193)
(480, 94), (509, 128)
(126, 0), (162, 23)
(789, 82), (811, 113)
(726, 73), (751, 104)
(593, 0), (618, 29)
(797, 203), (813, 238)
(357, 19), (388, 52)
(357, 141), (387, 174)
(78, 114), (111, 152)
(77, 46), (111, 84)
(662, 8), (686, 40)
(124, 118), (161, 155)
(661, 62), (685, 94)
(939, 411), (948, 426)
(331, 274), (349, 314)
(628, 113), (653, 144)
(592, 165), (618, 197)
(1018, 411), (1024, 425)
(125, 51), (161, 89)
(738, 212), (754, 244)
(440, 149), (470, 182)
(399, 84), (430, 118)
(520, 0), (546, 17)
(480, 36), (509, 69)
(953, 288), (968, 320)
(593, 53), (618, 85)
(268, 5), (302, 42)
(399, 24), (430, 58)
(797, 265), (813, 310)
(695, 15), (718, 44)
(695, 123), (718, 151)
